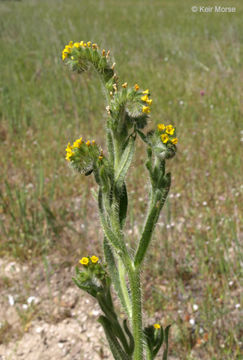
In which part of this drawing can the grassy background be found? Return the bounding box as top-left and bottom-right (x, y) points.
(0, 0), (242, 358)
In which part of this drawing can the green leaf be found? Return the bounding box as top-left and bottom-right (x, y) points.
(162, 325), (171, 360)
(115, 136), (135, 187)
(98, 316), (131, 360)
(123, 319), (134, 355)
(137, 129), (149, 143)
(153, 327), (164, 357)
(118, 183), (128, 228)
(103, 238), (130, 317)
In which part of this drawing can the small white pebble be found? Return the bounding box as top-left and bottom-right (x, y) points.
(8, 295), (14, 306)
(35, 327), (43, 334)
(199, 327), (204, 334)
(176, 193), (181, 198)
(193, 304), (199, 311)
(228, 281), (234, 287)
(235, 304), (240, 309)
(189, 318), (195, 326)
(22, 304), (28, 310)
(27, 296), (37, 305)
(92, 310), (100, 316)
(166, 224), (171, 229)
(202, 201), (207, 206)
(179, 100), (184, 105)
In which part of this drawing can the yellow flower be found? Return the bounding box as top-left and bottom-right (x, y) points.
(165, 125), (175, 135)
(99, 155), (103, 160)
(102, 49), (106, 56)
(62, 45), (72, 60)
(122, 82), (128, 88)
(90, 256), (99, 264)
(142, 106), (150, 114)
(161, 134), (169, 143)
(80, 41), (84, 46)
(146, 99), (152, 105)
(141, 95), (149, 102)
(143, 89), (149, 94)
(92, 140), (96, 145)
(74, 42), (80, 48)
(171, 137), (178, 144)
(65, 142), (74, 161)
(92, 43), (98, 49)
(83, 42), (87, 47)
(153, 324), (161, 329)
(87, 41), (91, 47)
(68, 41), (74, 47)
(65, 152), (74, 161)
(72, 137), (83, 148)
(157, 124), (165, 131)
(80, 257), (89, 265)
(86, 140), (91, 146)
(134, 84), (139, 91)
(62, 52), (67, 61)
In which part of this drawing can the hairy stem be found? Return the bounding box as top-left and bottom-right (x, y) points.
(118, 257), (132, 319)
(128, 267), (143, 359)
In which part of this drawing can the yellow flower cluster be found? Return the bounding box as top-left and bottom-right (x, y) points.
(158, 124), (178, 145)
(157, 124), (178, 145)
(65, 137), (96, 161)
(62, 40), (98, 61)
(79, 256), (99, 265)
(141, 89), (152, 114)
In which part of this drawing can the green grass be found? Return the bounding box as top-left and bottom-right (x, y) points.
(0, 0), (242, 358)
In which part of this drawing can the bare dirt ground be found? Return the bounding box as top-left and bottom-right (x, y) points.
(0, 258), (112, 360)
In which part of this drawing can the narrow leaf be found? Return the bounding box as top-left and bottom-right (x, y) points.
(153, 327), (164, 357)
(115, 136), (135, 187)
(123, 319), (134, 355)
(98, 316), (130, 360)
(118, 183), (128, 227)
(162, 325), (171, 360)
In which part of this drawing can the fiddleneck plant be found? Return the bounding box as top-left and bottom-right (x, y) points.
(62, 40), (178, 360)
